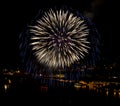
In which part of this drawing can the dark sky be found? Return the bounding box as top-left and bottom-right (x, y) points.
(0, 0), (120, 68)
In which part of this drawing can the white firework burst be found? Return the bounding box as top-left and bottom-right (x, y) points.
(29, 8), (90, 69)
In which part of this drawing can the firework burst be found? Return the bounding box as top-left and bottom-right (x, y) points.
(29, 9), (90, 69)
(19, 7), (100, 74)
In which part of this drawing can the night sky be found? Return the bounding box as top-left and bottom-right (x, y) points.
(0, 0), (120, 68)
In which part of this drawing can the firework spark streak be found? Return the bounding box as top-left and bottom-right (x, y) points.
(29, 9), (90, 69)
(19, 7), (100, 74)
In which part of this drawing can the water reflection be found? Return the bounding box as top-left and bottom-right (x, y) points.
(1, 72), (120, 102)
(37, 75), (120, 100)
(74, 81), (120, 99)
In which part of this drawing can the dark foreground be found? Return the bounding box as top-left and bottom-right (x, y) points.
(0, 74), (120, 105)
